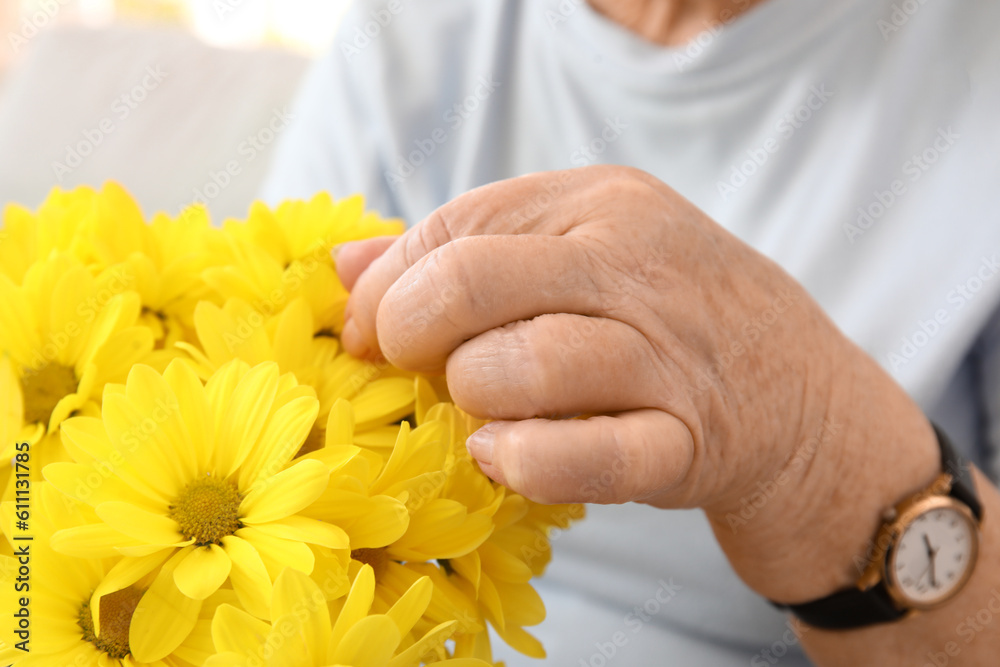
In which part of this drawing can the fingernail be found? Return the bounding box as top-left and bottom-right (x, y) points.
(331, 242), (347, 260)
(466, 426), (496, 465)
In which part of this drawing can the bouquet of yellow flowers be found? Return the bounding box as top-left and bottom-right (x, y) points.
(0, 184), (583, 666)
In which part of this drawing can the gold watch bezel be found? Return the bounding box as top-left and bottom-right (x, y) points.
(858, 474), (981, 612)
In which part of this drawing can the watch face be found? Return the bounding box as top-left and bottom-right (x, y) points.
(888, 502), (978, 607)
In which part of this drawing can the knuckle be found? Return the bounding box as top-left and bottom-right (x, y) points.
(593, 168), (659, 203)
(598, 417), (647, 504)
(619, 420), (671, 503)
(445, 345), (497, 417)
(420, 242), (476, 327)
(503, 320), (563, 418)
(596, 419), (634, 503)
(404, 211), (454, 266)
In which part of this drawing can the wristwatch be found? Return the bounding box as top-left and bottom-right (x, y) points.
(775, 423), (983, 630)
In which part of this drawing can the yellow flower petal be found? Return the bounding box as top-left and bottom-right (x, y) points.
(211, 603), (268, 655)
(87, 326), (155, 387)
(194, 300), (274, 368)
(49, 264), (93, 365)
(387, 621), (460, 667)
(493, 624), (546, 659)
(91, 549), (173, 636)
(330, 615), (399, 667)
(221, 535), (272, 620)
(241, 459), (329, 524)
(450, 552), (481, 592)
(48, 391), (89, 432)
(478, 541), (533, 584)
(0, 356), (24, 448)
(479, 576), (504, 631)
(130, 552), (202, 662)
(329, 564), (376, 651)
(351, 378), (414, 430)
(390, 499), (493, 561)
(118, 542), (185, 558)
(237, 394), (319, 490)
(123, 364), (197, 481)
(204, 652), (249, 667)
(270, 297), (315, 372)
(59, 416), (166, 504)
(217, 361), (279, 477)
(43, 461), (159, 511)
(77, 290), (142, 372)
(96, 501), (184, 546)
(49, 523), (137, 559)
(272, 568), (330, 657)
(237, 526), (314, 581)
(101, 393), (186, 500)
(250, 516), (349, 550)
(386, 576), (433, 637)
(162, 358), (214, 472)
(495, 579), (546, 627)
(306, 492), (408, 550)
(204, 359), (249, 459)
(0, 273), (41, 365)
(174, 544), (232, 600)
(324, 398), (355, 446)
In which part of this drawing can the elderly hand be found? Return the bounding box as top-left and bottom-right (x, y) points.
(336, 166), (939, 603)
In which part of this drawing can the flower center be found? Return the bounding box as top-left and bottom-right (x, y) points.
(20, 364), (77, 426)
(78, 586), (145, 659)
(168, 476), (243, 546)
(352, 547), (390, 576)
(142, 307), (170, 350)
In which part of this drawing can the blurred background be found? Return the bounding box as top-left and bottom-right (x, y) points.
(0, 0), (355, 219)
(2, 0), (349, 61)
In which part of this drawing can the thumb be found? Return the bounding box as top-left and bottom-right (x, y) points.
(334, 236), (398, 292)
(465, 410), (694, 505)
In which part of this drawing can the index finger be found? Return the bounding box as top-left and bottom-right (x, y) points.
(341, 170), (585, 359)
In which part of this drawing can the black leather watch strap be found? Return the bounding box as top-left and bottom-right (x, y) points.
(773, 422), (981, 630)
(934, 423), (983, 521)
(777, 581), (907, 630)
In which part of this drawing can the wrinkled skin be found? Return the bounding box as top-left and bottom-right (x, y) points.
(335, 165), (940, 605)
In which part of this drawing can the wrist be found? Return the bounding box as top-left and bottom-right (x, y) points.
(708, 339), (941, 603)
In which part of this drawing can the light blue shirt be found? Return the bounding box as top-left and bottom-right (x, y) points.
(262, 0), (1000, 663)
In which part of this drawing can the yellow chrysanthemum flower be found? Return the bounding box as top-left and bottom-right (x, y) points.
(449, 494), (549, 658)
(79, 183), (224, 349)
(0, 186), (97, 284)
(0, 483), (218, 666)
(0, 253), (155, 491)
(355, 383), (583, 660)
(303, 397), (499, 648)
(43, 359), (350, 661)
(181, 296), (416, 451)
(203, 193), (403, 334)
(206, 564), (491, 667)
(0, 182), (582, 666)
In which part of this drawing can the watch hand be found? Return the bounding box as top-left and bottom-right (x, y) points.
(923, 534), (939, 588)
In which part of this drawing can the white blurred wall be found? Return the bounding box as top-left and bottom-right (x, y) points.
(3, 0), (350, 60)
